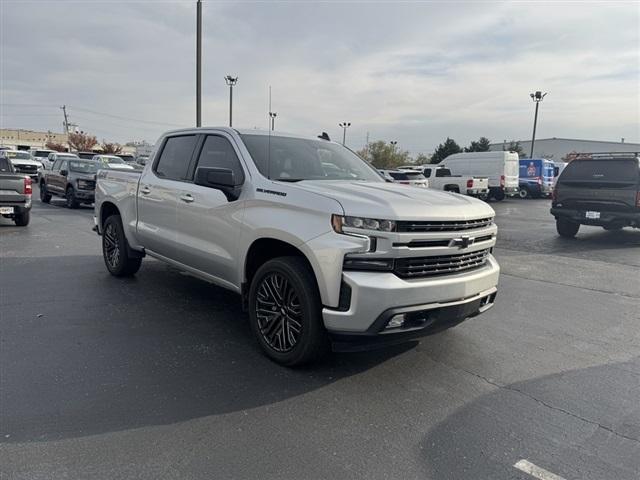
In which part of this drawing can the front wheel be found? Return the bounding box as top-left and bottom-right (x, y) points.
(102, 214), (142, 276)
(249, 256), (328, 366)
(556, 218), (580, 238)
(492, 189), (506, 201)
(66, 187), (79, 209)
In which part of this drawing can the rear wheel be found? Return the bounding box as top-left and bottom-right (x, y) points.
(518, 187), (530, 199)
(65, 186), (79, 209)
(249, 256), (328, 366)
(102, 214), (142, 276)
(492, 188), (506, 201)
(13, 210), (30, 226)
(40, 183), (51, 203)
(556, 218), (580, 238)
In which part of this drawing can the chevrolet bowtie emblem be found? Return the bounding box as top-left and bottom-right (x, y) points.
(450, 236), (474, 249)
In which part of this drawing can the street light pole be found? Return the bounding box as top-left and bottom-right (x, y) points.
(269, 112), (277, 131)
(196, 0), (202, 127)
(225, 75), (238, 127)
(339, 122), (351, 146)
(529, 91), (547, 158)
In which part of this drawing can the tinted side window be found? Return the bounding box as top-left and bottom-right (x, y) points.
(52, 160), (61, 170)
(389, 172), (409, 180)
(155, 135), (197, 181)
(423, 168), (432, 177)
(60, 160), (68, 172)
(0, 157), (12, 172)
(194, 136), (245, 183)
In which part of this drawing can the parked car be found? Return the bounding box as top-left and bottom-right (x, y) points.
(551, 153), (640, 237)
(417, 166), (489, 197)
(40, 158), (98, 208)
(2, 150), (41, 180)
(136, 155), (150, 166)
(76, 151), (98, 160)
(0, 154), (32, 226)
(42, 152), (79, 172)
(518, 158), (555, 198)
(92, 154), (135, 170)
(31, 149), (55, 168)
(94, 127), (500, 366)
(440, 151), (520, 201)
(379, 169), (428, 187)
(116, 153), (136, 164)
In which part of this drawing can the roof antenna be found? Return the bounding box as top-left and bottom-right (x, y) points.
(318, 132), (330, 141)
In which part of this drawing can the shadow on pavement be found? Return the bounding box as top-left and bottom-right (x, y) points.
(1, 255), (415, 443)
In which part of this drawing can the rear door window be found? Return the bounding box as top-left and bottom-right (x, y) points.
(435, 168), (451, 177)
(560, 160), (639, 184)
(155, 135), (198, 181)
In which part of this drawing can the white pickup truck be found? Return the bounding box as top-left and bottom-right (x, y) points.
(401, 166), (489, 197)
(94, 128), (500, 366)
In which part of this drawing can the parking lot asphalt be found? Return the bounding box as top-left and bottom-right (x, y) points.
(1, 189), (639, 480)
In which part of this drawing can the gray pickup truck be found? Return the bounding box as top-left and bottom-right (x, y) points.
(0, 154), (32, 226)
(95, 128), (500, 366)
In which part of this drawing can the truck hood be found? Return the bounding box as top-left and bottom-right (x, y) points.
(10, 159), (41, 167)
(289, 180), (495, 220)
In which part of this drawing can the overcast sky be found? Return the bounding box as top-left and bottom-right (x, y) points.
(1, 0), (638, 154)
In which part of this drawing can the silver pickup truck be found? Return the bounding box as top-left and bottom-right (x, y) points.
(0, 153), (32, 226)
(94, 128), (500, 366)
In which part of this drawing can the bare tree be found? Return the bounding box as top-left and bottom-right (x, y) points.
(100, 141), (123, 154)
(68, 132), (98, 152)
(44, 141), (67, 152)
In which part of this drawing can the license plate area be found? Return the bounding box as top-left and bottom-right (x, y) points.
(0, 207), (15, 214)
(585, 211), (600, 219)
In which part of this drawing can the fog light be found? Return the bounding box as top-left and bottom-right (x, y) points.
(386, 314), (406, 329)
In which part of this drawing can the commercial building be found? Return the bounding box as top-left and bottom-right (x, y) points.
(489, 137), (640, 161)
(0, 129), (68, 150)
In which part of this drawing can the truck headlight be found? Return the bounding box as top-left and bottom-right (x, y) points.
(332, 214), (396, 233)
(77, 179), (92, 190)
(343, 256), (394, 271)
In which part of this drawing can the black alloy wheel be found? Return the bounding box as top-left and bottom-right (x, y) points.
(255, 272), (303, 353)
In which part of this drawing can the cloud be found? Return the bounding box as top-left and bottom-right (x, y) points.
(1, 0), (638, 154)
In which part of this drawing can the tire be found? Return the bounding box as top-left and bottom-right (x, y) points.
(518, 187), (530, 199)
(66, 186), (79, 209)
(102, 214), (142, 277)
(13, 210), (30, 226)
(40, 183), (51, 203)
(556, 218), (580, 238)
(248, 256), (328, 366)
(444, 185), (460, 194)
(492, 189), (506, 201)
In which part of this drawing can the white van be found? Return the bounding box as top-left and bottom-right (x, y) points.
(440, 151), (520, 201)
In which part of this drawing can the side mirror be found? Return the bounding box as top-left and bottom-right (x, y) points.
(194, 167), (242, 201)
(60, 169), (68, 176)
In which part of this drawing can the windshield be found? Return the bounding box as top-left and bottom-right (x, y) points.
(69, 161), (98, 173)
(34, 150), (53, 158)
(240, 134), (383, 182)
(560, 159), (639, 183)
(6, 151), (32, 160)
(103, 156), (124, 164)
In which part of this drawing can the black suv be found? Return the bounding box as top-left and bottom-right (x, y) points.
(551, 153), (640, 238)
(40, 158), (98, 208)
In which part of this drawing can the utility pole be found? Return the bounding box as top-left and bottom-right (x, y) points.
(61, 105), (69, 134)
(225, 75), (238, 127)
(339, 122), (351, 146)
(529, 91), (547, 158)
(196, 0), (202, 127)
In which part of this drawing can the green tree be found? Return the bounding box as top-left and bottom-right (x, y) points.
(431, 137), (462, 163)
(465, 136), (491, 152)
(414, 153), (430, 165)
(504, 140), (525, 158)
(357, 140), (411, 169)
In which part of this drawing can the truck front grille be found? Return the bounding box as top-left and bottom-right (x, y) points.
(394, 249), (490, 278)
(396, 217), (493, 232)
(14, 165), (38, 174)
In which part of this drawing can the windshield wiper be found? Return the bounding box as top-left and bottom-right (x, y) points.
(273, 178), (305, 182)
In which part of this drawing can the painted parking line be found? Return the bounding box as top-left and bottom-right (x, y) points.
(514, 459), (567, 480)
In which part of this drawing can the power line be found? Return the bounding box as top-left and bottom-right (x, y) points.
(68, 106), (183, 127)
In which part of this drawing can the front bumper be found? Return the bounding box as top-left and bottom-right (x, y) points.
(551, 207), (640, 227)
(322, 254), (500, 335)
(75, 189), (95, 201)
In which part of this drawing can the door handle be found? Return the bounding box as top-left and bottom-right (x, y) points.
(180, 193), (194, 203)
(140, 185), (151, 194)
